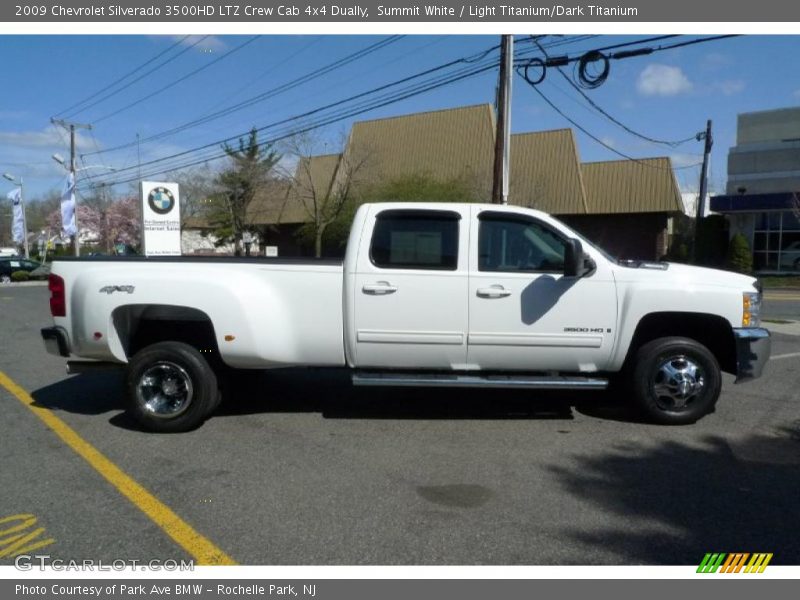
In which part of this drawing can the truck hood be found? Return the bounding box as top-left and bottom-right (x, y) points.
(615, 261), (758, 290)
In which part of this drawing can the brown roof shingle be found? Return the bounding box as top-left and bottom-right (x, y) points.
(508, 129), (589, 214)
(340, 104), (495, 197)
(186, 104), (684, 230)
(246, 179), (293, 225)
(581, 158), (684, 214)
(280, 153), (343, 224)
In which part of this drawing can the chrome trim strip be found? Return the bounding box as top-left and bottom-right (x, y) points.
(357, 330), (465, 345)
(352, 372), (609, 390)
(468, 332), (603, 348)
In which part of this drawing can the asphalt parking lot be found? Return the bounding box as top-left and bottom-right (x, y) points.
(0, 284), (798, 566)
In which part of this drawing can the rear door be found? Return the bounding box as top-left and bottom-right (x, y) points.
(352, 206), (469, 369)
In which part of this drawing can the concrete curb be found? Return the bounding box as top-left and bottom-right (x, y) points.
(765, 321), (800, 336)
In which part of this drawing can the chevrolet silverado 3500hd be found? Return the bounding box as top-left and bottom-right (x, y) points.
(42, 202), (770, 432)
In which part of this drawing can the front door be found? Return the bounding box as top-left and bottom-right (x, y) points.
(467, 208), (618, 373)
(352, 206), (470, 370)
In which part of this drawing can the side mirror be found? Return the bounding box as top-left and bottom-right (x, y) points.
(564, 238), (591, 278)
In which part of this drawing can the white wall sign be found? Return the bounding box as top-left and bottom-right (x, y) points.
(265, 246), (278, 257)
(140, 181), (181, 256)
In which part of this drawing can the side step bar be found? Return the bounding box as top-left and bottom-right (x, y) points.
(352, 372), (608, 390)
(67, 360), (124, 375)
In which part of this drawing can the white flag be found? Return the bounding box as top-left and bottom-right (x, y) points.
(7, 187), (24, 244)
(61, 172), (77, 237)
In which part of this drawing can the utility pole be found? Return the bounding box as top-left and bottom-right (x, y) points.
(51, 118), (92, 256)
(692, 119), (713, 263)
(492, 34), (513, 205)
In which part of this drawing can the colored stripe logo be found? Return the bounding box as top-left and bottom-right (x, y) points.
(697, 552), (773, 573)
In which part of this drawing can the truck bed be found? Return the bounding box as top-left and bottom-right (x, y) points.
(49, 257), (346, 369)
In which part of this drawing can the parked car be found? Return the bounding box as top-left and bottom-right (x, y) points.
(0, 257), (41, 282)
(42, 202), (770, 432)
(0, 247), (18, 258)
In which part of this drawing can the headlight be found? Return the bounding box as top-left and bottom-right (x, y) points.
(742, 291), (761, 327)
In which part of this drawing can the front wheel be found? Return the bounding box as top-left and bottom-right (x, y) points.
(630, 337), (721, 425)
(125, 341), (219, 433)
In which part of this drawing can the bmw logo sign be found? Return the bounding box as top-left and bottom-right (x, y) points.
(147, 187), (175, 215)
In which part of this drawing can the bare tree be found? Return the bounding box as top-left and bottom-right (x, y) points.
(173, 165), (220, 229)
(284, 133), (369, 257)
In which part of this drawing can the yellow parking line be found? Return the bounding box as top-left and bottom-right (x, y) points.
(0, 371), (236, 566)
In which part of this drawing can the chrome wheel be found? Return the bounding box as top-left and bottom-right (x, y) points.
(651, 355), (705, 411)
(135, 361), (194, 419)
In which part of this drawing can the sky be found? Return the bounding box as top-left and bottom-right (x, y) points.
(1, 34), (799, 203)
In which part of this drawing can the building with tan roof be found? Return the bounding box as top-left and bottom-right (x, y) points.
(193, 103), (684, 259)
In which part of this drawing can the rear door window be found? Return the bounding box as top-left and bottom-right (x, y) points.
(370, 210), (460, 270)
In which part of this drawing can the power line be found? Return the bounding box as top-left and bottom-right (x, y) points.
(59, 36), (208, 120)
(53, 36), (190, 118)
(94, 35), (261, 124)
(83, 36), (595, 188)
(87, 36), (405, 155)
(524, 82), (702, 171)
(200, 36), (324, 115)
(87, 45), (506, 182)
(518, 34), (738, 90)
(86, 35), (582, 163)
(532, 38), (699, 147)
(84, 58), (504, 188)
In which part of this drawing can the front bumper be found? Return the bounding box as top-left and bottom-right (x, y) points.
(41, 326), (70, 357)
(732, 327), (771, 383)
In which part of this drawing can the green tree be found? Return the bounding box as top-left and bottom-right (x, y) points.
(726, 233), (753, 274)
(300, 171), (482, 255)
(208, 128), (280, 255)
(364, 172), (482, 204)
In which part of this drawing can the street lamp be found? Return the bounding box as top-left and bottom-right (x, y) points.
(52, 154), (117, 256)
(53, 154), (117, 174)
(2, 173), (29, 259)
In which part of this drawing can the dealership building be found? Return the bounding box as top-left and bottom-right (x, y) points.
(711, 106), (800, 273)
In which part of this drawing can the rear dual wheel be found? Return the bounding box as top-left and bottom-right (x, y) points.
(125, 341), (220, 433)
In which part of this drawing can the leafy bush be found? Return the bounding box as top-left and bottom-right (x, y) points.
(664, 242), (689, 263)
(11, 270), (30, 282)
(726, 233), (753, 274)
(28, 264), (51, 280)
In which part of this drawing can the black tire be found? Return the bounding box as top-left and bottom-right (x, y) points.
(125, 341), (218, 433)
(630, 336), (721, 425)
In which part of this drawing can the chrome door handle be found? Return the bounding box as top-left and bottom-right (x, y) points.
(477, 286), (512, 298)
(362, 281), (398, 295)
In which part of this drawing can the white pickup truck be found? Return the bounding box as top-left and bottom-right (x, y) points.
(42, 202), (770, 432)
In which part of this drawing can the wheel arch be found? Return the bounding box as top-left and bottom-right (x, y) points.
(110, 304), (221, 364)
(622, 312), (737, 375)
